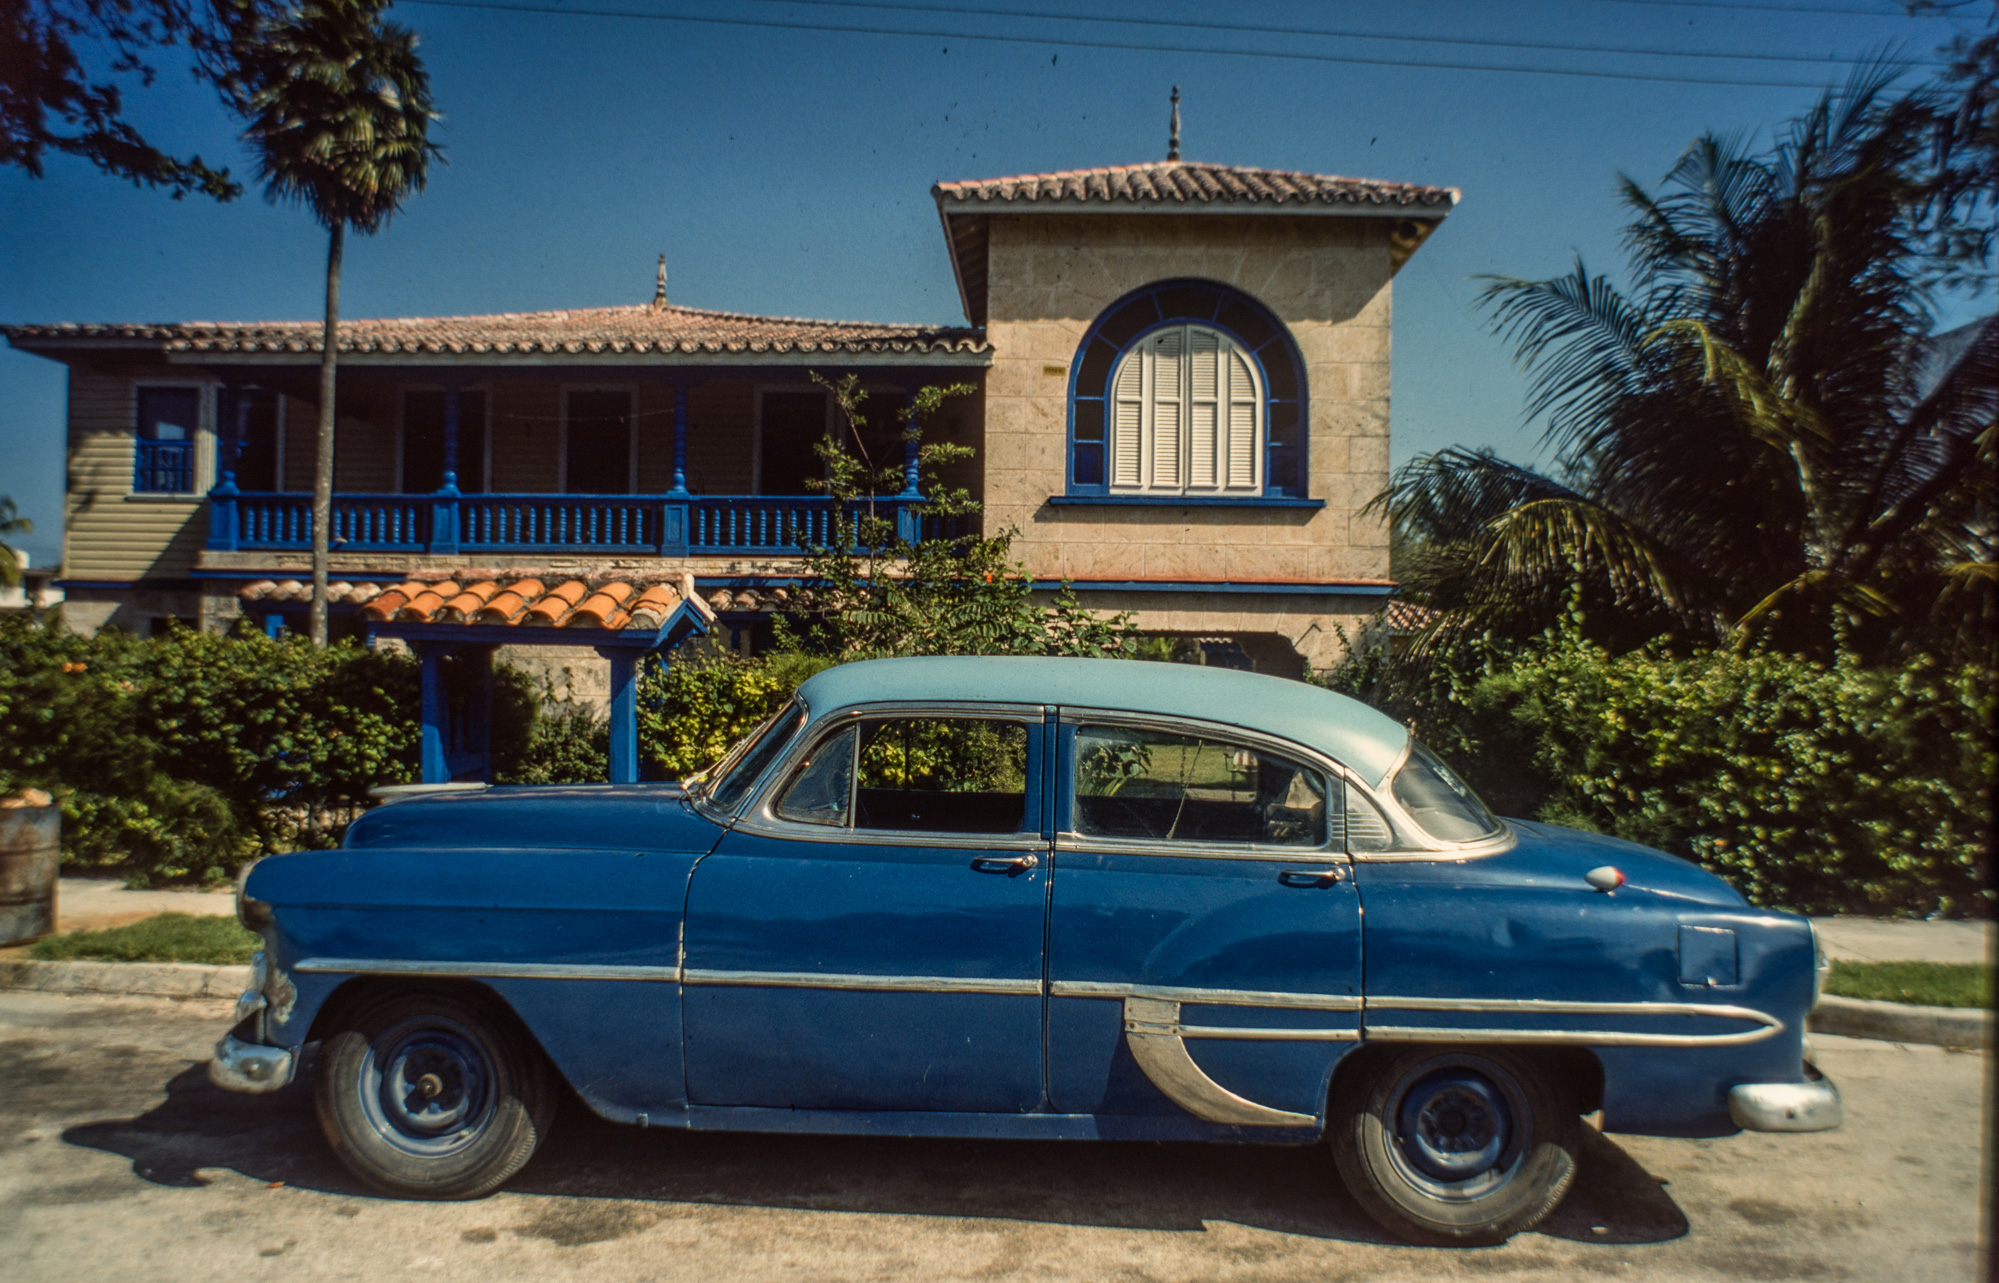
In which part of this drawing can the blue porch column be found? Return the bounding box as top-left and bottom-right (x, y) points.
(899, 388), (923, 498)
(598, 647), (641, 784)
(660, 382), (692, 555)
(431, 383), (463, 555)
(418, 644), (450, 783)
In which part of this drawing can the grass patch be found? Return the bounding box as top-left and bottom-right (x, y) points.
(1825, 960), (1994, 1009)
(26, 913), (259, 965)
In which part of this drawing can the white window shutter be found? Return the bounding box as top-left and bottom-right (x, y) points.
(1111, 342), (1144, 488)
(1226, 347), (1259, 490)
(1103, 323), (1262, 495)
(1149, 329), (1184, 489)
(1188, 327), (1221, 489)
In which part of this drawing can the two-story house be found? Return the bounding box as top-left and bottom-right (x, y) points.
(5, 156), (1455, 682)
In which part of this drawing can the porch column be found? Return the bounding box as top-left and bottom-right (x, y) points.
(229, 383), (252, 483)
(597, 646), (641, 784)
(668, 383), (691, 498)
(899, 387), (922, 499)
(431, 381), (463, 555)
(418, 644), (450, 783)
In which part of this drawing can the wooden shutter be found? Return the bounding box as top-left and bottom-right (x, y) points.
(1225, 345), (1259, 490)
(1187, 327), (1221, 489)
(1111, 342), (1144, 488)
(1148, 329), (1183, 490)
(1103, 324), (1261, 494)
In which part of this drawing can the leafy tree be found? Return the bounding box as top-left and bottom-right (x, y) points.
(1, 0), (259, 198)
(0, 496), (30, 587)
(232, 0), (438, 644)
(1380, 69), (1997, 664)
(781, 374), (1142, 660)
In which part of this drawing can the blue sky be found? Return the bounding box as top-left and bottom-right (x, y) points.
(1, 0), (1987, 567)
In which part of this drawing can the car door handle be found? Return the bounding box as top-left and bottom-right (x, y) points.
(971, 855), (1040, 875)
(1278, 868), (1347, 888)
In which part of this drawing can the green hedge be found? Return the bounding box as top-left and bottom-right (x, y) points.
(1326, 623), (1995, 917)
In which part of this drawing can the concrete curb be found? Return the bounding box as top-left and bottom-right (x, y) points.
(1808, 994), (1992, 1049)
(0, 958), (249, 1000)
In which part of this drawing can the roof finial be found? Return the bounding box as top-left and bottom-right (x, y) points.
(1168, 86), (1181, 162)
(653, 253), (668, 308)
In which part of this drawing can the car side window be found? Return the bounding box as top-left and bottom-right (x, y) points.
(1073, 724), (1327, 847)
(774, 726), (857, 827)
(856, 718), (1028, 834)
(771, 716), (1030, 836)
(1342, 781), (1397, 853)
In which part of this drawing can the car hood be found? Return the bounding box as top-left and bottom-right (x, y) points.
(1496, 819), (1751, 908)
(342, 783), (724, 854)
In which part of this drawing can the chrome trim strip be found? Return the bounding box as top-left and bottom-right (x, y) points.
(1121, 995), (1318, 1126)
(1127, 1019), (1362, 1042)
(1052, 980), (1362, 1011)
(294, 958), (682, 981)
(1053, 834), (1346, 864)
(1367, 996), (1781, 1022)
(1363, 995), (1783, 1046)
(1364, 1024), (1780, 1048)
(734, 817), (1049, 850)
(683, 969), (1041, 996)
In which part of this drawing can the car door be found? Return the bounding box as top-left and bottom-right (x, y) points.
(1046, 712), (1364, 1128)
(682, 706), (1050, 1113)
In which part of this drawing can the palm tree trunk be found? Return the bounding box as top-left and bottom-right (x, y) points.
(310, 221), (344, 646)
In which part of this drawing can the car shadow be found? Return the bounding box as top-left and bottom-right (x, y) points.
(64, 1062), (1686, 1247)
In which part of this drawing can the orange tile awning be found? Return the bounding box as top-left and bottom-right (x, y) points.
(239, 571), (715, 635)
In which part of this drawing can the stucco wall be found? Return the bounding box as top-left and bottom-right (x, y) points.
(980, 213), (1395, 587)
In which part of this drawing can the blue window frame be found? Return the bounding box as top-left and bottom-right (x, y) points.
(1067, 280), (1308, 500)
(134, 386), (200, 494)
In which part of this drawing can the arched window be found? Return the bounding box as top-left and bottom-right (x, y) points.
(1109, 325), (1262, 494)
(1068, 280), (1307, 500)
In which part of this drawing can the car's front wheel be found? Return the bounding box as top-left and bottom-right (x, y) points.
(1329, 1046), (1581, 1245)
(314, 990), (555, 1199)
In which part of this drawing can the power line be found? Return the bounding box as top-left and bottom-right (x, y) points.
(397, 0), (1914, 88)
(763, 0), (1948, 67)
(1591, 0), (1973, 16)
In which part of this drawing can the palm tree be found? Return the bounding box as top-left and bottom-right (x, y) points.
(0, 497), (32, 589)
(1381, 70), (1996, 664)
(232, 0), (437, 644)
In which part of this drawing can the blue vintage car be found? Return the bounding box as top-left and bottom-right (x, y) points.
(212, 655), (1838, 1243)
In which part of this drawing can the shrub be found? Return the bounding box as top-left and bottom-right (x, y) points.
(1472, 639), (1994, 917)
(637, 650), (826, 780)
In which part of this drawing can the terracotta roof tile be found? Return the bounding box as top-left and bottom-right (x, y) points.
(523, 580), (589, 626)
(251, 573), (705, 634)
(934, 161), (1457, 211)
(4, 302), (988, 357)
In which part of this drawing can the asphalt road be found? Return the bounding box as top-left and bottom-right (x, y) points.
(0, 992), (1985, 1282)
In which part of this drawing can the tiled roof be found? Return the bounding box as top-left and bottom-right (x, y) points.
(934, 161), (1457, 211)
(240, 572), (713, 632)
(1382, 599), (1440, 634)
(3, 303), (988, 359)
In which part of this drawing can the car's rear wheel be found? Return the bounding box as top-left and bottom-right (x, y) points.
(314, 990), (554, 1199)
(1329, 1046), (1581, 1245)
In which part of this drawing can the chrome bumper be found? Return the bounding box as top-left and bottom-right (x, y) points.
(1729, 1064), (1842, 1132)
(209, 1033), (296, 1094)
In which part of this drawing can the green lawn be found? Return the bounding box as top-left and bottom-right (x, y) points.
(1824, 960), (1994, 1009)
(26, 913), (260, 965)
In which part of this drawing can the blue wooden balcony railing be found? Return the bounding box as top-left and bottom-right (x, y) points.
(134, 439), (197, 494)
(206, 476), (961, 557)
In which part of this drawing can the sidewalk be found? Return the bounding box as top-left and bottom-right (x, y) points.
(1810, 916), (1993, 965)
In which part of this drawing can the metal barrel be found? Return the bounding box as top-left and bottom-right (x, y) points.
(0, 803), (60, 946)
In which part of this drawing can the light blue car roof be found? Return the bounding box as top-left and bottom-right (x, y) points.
(794, 656), (1413, 786)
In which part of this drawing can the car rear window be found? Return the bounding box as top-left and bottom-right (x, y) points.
(1389, 742), (1501, 843)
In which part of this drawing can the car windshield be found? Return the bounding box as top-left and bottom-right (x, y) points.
(1389, 741), (1502, 843)
(693, 700), (808, 814)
